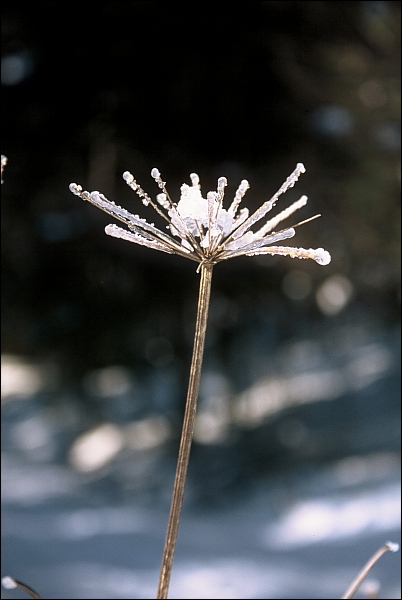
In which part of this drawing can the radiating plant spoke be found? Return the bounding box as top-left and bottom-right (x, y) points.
(70, 164), (331, 269)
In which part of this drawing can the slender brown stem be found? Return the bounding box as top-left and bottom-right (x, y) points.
(156, 262), (214, 599)
(341, 541), (399, 599)
(1, 577), (41, 599)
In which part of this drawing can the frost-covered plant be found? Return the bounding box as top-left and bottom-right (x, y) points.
(69, 163), (331, 267)
(69, 163), (331, 598)
(1, 164), (399, 599)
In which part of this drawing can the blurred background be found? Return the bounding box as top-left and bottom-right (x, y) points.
(1, 2), (400, 598)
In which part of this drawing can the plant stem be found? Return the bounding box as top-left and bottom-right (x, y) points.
(1, 577), (41, 599)
(156, 262), (214, 599)
(341, 542), (399, 599)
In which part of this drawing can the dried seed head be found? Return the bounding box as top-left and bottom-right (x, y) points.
(69, 164), (331, 267)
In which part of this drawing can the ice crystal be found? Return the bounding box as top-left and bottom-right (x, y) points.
(1, 577), (17, 590)
(386, 541), (400, 553)
(1, 155), (7, 184)
(69, 163), (331, 267)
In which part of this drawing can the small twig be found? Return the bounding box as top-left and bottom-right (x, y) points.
(341, 541), (399, 599)
(156, 262), (214, 599)
(1, 576), (41, 599)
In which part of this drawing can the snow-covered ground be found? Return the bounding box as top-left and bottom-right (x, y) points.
(1, 446), (400, 599)
(1, 319), (400, 599)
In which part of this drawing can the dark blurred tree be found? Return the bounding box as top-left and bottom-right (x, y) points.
(1, 0), (400, 379)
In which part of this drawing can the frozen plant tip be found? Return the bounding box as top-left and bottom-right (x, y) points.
(1, 155), (8, 184)
(341, 541), (400, 599)
(69, 163), (331, 599)
(69, 163), (331, 268)
(1, 576), (41, 599)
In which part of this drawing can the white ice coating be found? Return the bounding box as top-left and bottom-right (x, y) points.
(1, 577), (17, 590)
(105, 224), (176, 254)
(69, 183), (82, 195)
(230, 163), (307, 242)
(216, 177), (227, 198)
(230, 207), (249, 231)
(312, 247), (332, 265)
(190, 173), (200, 187)
(88, 191), (142, 224)
(71, 186), (194, 256)
(245, 245), (332, 265)
(170, 183), (233, 239)
(225, 230), (255, 250)
(156, 193), (170, 209)
(224, 227), (295, 252)
(122, 171), (134, 183)
(386, 542), (400, 553)
(69, 163), (331, 267)
(229, 179), (250, 214)
(256, 195), (308, 237)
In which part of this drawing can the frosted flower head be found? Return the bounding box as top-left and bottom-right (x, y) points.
(69, 163), (331, 268)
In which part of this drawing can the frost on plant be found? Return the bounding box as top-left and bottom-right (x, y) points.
(1, 155), (8, 184)
(69, 163), (331, 600)
(69, 163), (331, 267)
